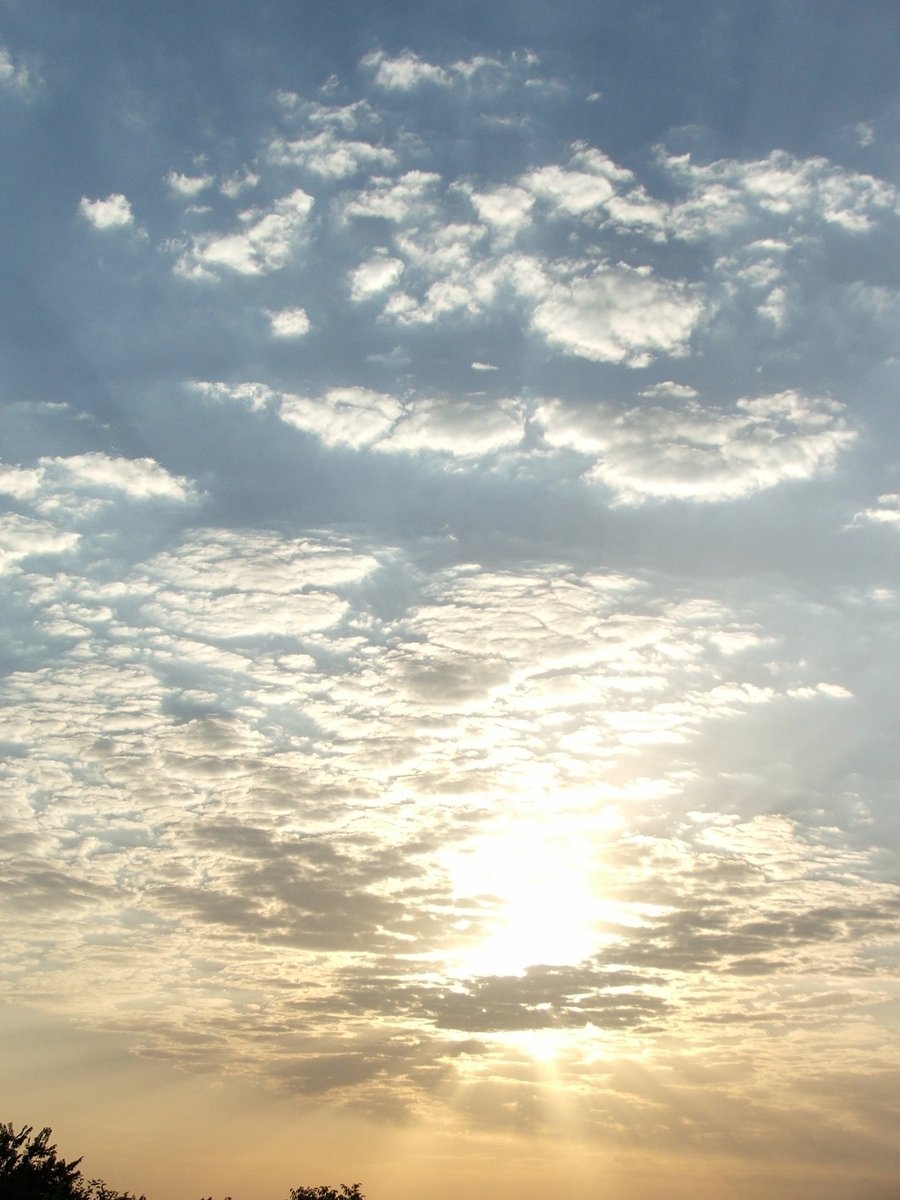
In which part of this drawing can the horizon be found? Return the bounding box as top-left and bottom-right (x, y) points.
(2, 3), (900, 1199)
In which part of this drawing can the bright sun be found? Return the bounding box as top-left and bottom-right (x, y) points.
(444, 803), (631, 979)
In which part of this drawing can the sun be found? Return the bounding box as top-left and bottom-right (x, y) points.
(443, 802), (629, 980)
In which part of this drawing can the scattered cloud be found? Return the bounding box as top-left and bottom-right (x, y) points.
(0, 43), (38, 93)
(531, 264), (704, 366)
(269, 130), (396, 178)
(79, 193), (134, 230)
(174, 188), (314, 278)
(0, 513), (79, 571)
(267, 306), (311, 337)
(349, 251), (405, 300)
(166, 170), (215, 197)
(852, 493), (900, 529)
(536, 391), (854, 502)
(660, 148), (899, 237)
(361, 49), (451, 91)
(278, 386), (402, 448)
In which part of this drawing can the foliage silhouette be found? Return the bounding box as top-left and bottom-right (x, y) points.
(289, 1188), (365, 1200)
(4, 1122), (364, 1200)
(0, 1124), (145, 1200)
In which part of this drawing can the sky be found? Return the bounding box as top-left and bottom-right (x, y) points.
(2, 2), (900, 1198)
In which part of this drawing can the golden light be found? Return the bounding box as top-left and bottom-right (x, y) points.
(444, 801), (633, 979)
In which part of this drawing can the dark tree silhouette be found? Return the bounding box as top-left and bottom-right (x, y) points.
(0, 1124), (83, 1200)
(289, 1188), (365, 1200)
(4, 1121), (363, 1200)
(0, 1124), (144, 1200)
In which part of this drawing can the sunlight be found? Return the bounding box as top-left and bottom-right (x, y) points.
(444, 802), (634, 979)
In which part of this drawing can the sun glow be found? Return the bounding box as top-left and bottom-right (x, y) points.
(445, 803), (632, 978)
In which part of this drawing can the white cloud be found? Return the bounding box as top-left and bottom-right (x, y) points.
(759, 285), (788, 326)
(79, 194), (134, 230)
(531, 264), (704, 366)
(191, 380), (275, 412)
(268, 131), (395, 178)
(523, 145), (666, 232)
(0, 44), (37, 93)
(220, 168), (259, 198)
(342, 171), (440, 224)
(175, 189), (314, 278)
(466, 185), (535, 239)
(0, 514), (79, 571)
(852, 493), (900, 529)
(855, 122), (875, 148)
(525, 162), (619, 216)
(536, 390), (854, 502)
(349, 252), (404, 300)
(661, 148), (898, 237)
(361, 50), (450, 91)
(166, 170), (215, 197)
(0, 463), (44, 499)
(136, 529), (377, 640)
(267, 307), (311, 338)
(0, 454), (195, 512)
(279, 387), (402, 449)
(640, 382), (698, 400)
(205, 382), (523, 460)
(361, 49), (515, 93)
(42, 453), (195, 502)
(301, 98), (377, 131)
(385, 398), (525, 457)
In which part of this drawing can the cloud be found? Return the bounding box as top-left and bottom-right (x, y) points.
(0, 44), (38, 93)
(191, 380), (275, 413)
(341, 171), (440, 223)
(195, 381), (523, 460)
(166, 170), (215, 197)
(361, 50), (451, 91)
(2, 482), (888, 1126)
(175, 188), (314, 278)
(383, 398), (525, 457)
(79, 193), (134, 230)
(42, 453), (195, 502)
(267, 307), (311, 337)
(536, 390), (854, 502)
(466, 185), (535, 240)
(661, 148), (899, 237)
(131, 528), (379, 643)
(0, 513), (79, 571)
(852, 493), (900, 529)
(524, 147), (633, 215)
(349, 252), (405, 301)
(269, 130), (396, 178)
(531, 264), (704, 365)
(0, 463), (44, 499)
(855, 122), (875, 148)
(361, 49), (522, 94)
(640, 381), (699, 399)
(0, 453), (195, 520)
(278, 386), (402, 449)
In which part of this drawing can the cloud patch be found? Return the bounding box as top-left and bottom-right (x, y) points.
(79, 194), (134, 230)
(531, 264), (704, 365)
(536, 391), (854, 502)
(175, 189), (314, 278)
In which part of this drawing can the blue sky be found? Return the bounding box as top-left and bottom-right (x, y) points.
(2, 4), (900, 1199)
